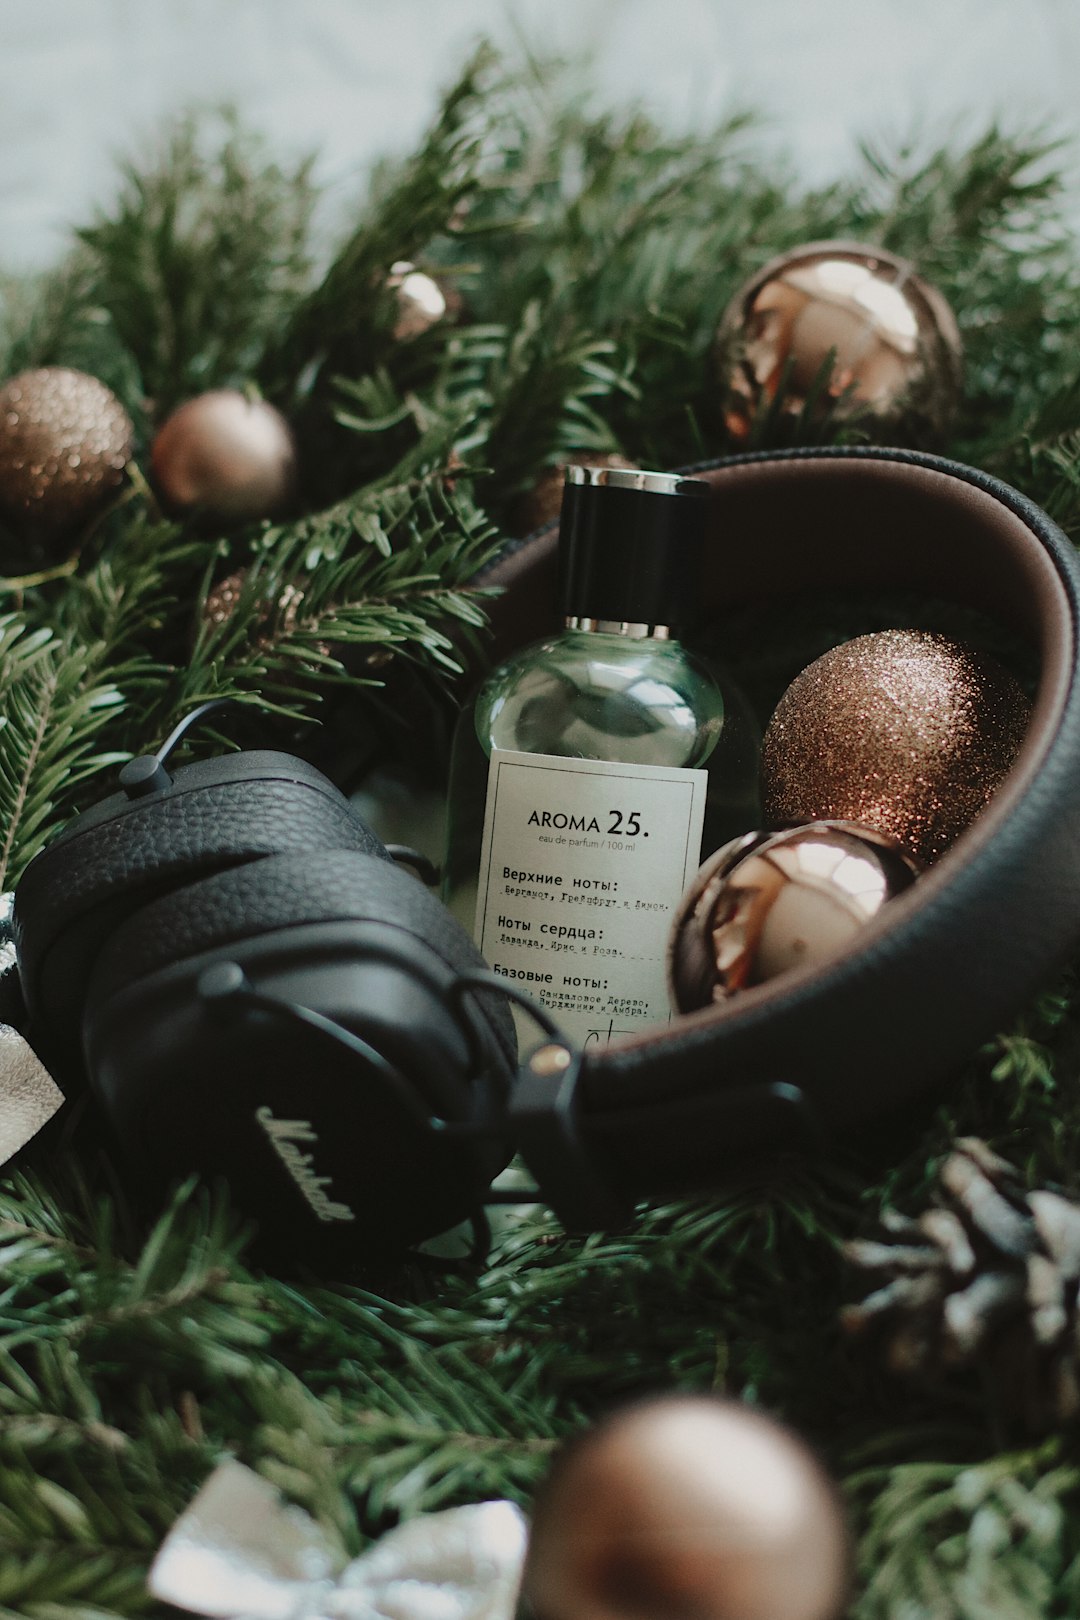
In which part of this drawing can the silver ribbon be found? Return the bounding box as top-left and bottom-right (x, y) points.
(0, 891), (62, 1168)
(148, 1459), (528, 1620)
(0, 1024), (63, 1166)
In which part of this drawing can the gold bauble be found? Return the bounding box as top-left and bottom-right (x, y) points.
(717, 241), (962, 441)
(761, 631), (1031, 866)
(151, 391), (297, 521)
(201, 567), (299, 632)
(511, 453), (638, 536)
(0, 366), (133, 546)
(668, 821), (919, 1008)
(386, 260), (459, 341)
(522, 1395), (850, 1620)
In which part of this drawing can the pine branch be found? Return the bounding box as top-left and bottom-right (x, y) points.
(848, 1444), (1080, 1619)
(0, 620), (127, 889)
(263, 46), (497, 407)
(76, 110), (316, 417)
(169, 472), (500, 726)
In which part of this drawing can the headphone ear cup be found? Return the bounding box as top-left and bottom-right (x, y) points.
(14, 751), (389, 1079)
(83, 849), (516, 1263)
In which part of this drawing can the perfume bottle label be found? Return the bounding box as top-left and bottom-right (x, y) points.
(475, 749), (707, 1049)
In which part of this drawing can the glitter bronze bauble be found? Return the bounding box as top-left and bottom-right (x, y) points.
(717, 241), (962, 441)
(151, 391), (297, 521)
(761, 631), (1031, 866)
(668, 821), (919, 1009)
(386, 260), (460, 341)
(521, 1395), (850, 1620)
(0, 366), (133, 547)
(511, 453), (638, 535)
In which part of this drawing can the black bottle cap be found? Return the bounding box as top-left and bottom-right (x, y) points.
(556, 465), (711, 626)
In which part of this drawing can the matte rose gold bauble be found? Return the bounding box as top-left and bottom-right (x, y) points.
(668, 822), (919, 1009)
(761, 631), (1031, 866)
(521, 1395), (850, 1620)
(151, 391), (297, 520)
(717, 241), (962, 441)
(0, 366), (133, 546)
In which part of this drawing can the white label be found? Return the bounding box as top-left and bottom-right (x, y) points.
(475, 749), (707, 1050)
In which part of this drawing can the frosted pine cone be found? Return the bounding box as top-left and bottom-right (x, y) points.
(842, 1138), (1080, 1433)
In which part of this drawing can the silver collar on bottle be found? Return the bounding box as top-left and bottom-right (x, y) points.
(564, 617), (672, 640)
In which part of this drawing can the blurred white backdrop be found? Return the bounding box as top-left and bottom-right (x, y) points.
(2, 0), (1078, 272)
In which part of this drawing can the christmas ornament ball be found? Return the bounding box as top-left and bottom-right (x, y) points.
(0, 366), (133, 543)
(668, 821), (919, 1009)
(151, 391), (297, 521)
(717, 241), (962, 440)
(386, 260), (456, 341)
(761, 630), (1031, 866)
(522, 1394), (850, 1620)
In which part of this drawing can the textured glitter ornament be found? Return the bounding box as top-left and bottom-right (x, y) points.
(717, 242), (962, 442)
(761, 631), (1031, 865)
(668, 821), (919, 1009)
(521, 1394), (850, 1620)
(151, 391), (297, 521)
(202, 567), (303, 634)
(510, 452), (638, 535)
(0, 366), (133, 547)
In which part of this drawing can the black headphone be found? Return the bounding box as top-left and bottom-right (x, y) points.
(12, 447), (1080, 1268)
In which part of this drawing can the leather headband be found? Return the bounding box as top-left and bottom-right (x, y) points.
(484, 449), (1080, 1207)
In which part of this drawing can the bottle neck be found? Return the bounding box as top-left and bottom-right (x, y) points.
(564, 616), (673, 641)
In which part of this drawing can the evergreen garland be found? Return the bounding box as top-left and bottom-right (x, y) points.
(2, 45), (1080, 1618)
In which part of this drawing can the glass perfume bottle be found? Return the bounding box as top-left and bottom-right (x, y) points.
(444, 465), (728, 1051)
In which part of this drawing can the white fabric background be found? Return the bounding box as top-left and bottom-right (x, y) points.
(2, 0), (1078, 274)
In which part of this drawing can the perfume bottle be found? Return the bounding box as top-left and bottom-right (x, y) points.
(444, 465), (726, 1050)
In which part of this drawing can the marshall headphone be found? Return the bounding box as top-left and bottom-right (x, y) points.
(11, 446), (1080, 1268)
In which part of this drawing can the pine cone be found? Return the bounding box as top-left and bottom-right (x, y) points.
(842, 1138), (1080, 1433)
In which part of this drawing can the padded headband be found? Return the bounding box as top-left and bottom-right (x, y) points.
(486, 448), (1080, 1218)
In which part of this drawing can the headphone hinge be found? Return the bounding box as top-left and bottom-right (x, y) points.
(508, 1043), (633, 1231)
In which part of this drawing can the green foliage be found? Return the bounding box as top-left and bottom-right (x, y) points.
(76, 112), (315, 419)
(1, 41), (1080, 1619)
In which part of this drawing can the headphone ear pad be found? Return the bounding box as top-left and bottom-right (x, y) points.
(15, 751), (387, 1077)
(87, 846), (514, 1067)
(83, 850), (516, 1263)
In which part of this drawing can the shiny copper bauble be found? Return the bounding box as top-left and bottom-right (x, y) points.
(761, 631), (1031, 866)
(511, 453), (638, 536)
(522, 1395), (850, 1620)
(668, 822), (919, 1010)
(0, 366), (133, 545)
(717, 241), (962, 441)
(386, 260), (459, 341)
(151, 391), (297, 520)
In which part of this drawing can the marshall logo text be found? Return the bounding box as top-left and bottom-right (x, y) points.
(255, 1105), (356, 1223)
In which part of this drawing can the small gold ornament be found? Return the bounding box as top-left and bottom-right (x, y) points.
(522, 1394), (850, 1620)
(151, 390), (297, 521)
(201, 566), (306, 640)
(511, 452), (638, 536)
(668, 821), (919, 1009)
(0, 366), (133, 547)
(717, 241), (962, 442)
(386, 260), (458, 341)
(761, 630), (1031, 866)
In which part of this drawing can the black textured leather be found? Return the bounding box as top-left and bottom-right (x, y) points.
(89, 848), (516, 1068)
(479, 449), (1080, 1205)
(16, 763), (387, 1033)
